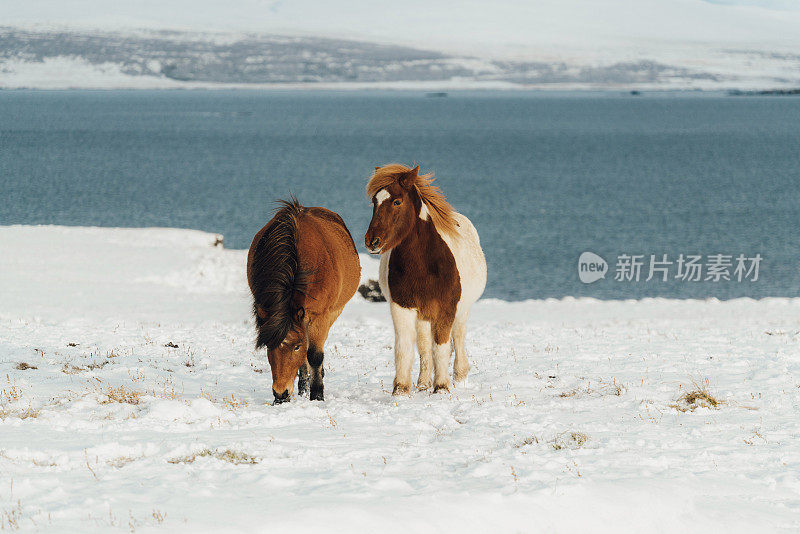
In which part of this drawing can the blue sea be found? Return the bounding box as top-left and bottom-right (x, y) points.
(1, 90), (798, 300)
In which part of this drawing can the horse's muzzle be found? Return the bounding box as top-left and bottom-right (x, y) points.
(366, 236), (381, 254)
(273, 388), (290, 404)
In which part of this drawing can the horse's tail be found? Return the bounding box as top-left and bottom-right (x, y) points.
(250, 197), (311, 350)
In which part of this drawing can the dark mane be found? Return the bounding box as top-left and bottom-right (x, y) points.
(251, 198), (311, 350)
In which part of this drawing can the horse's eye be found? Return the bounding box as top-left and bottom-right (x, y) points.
(393, 199), (402, 206)
(293, 344), (301, 352)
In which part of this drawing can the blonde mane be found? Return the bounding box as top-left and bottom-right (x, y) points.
(366, 164), (458, 237)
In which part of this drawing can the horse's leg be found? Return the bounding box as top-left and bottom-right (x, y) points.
(297, 362), (310, 397)
(415, 319), (433, 390)
(432, 320), (454, 393)
(391, 303), (417, 395)
(307, 348), (325, 401)
(307, 317), (333, 402)
(452, 312), (470, 383)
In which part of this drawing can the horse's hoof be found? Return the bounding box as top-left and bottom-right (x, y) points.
(417, 381), (432, 391)
(310, 386), (324, 401)
(453, 369), (470, 383)
(392, 383), (411, 396)
(433, 383), (450, 394)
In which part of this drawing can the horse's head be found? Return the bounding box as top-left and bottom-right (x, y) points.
(365, 165), (422, 254)
(267, 324), (308, 404)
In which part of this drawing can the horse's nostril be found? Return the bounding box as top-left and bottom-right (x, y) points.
(370, 237), (381, 249)
(272, 389), (290, 404)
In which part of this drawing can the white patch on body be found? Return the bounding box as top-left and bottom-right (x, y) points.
(439, 213), (488, 318)
(374, 189), (391, 206)
(419, 202), (430, 220)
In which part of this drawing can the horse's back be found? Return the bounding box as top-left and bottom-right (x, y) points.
(297, 207), (361, 311)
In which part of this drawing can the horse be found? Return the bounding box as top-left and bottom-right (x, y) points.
(364, 164), (487, 395)
(247, 198), (360, 404)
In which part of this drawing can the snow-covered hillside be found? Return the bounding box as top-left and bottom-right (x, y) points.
(1, 225), (799, 532)
(1, 0), (800, 89)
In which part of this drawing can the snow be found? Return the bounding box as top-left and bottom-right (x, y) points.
(0, 56), (524, 91)
(2, 0), (800, 89)
(0, 58), (187, 90)
(4, 0), (800, 59)
(1, 225), (800, 532)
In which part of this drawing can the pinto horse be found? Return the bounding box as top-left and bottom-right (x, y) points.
(247, 199), (360, 404)
(365, 164), (487, 394)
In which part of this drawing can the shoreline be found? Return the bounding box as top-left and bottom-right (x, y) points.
(3, 85), (799, 95)
(0, 224), (800, 317)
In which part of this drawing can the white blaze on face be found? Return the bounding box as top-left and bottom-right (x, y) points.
(419, 201), (430, 221)
(374, 189), (391, 206)
(368, 189), (392, 254)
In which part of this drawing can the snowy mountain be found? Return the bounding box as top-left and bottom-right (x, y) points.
(2, 0), (800, 89)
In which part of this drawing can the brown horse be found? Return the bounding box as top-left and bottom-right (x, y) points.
(247, 198), (360, 404)
(364, 164), (486, 395)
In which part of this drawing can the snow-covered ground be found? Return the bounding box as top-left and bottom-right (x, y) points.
(1, 225), (799, 532)
(2, 0), (800, 89)
(5, 0), (800, 60)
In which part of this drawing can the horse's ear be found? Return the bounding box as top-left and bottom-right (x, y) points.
(398, 166), (419, 189)
(374, 166), (381, 172)
(294, 307), (306, 324)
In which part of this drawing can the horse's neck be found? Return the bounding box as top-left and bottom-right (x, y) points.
(396, 218), (438, 260)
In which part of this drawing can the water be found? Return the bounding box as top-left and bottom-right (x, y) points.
(1, 90), (799, 300)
